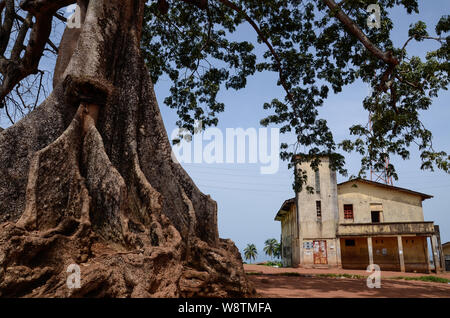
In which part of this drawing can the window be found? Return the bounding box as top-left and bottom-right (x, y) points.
(315, 170), (320, 194)
(371, 211), (380, 223)
(316, 201), (322, 220)
(345, 239), (355, 246)
(344, 204), (353, 219)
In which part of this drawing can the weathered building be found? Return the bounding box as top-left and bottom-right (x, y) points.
(443, 242), (450, 271)
(275, 156), (445, 273)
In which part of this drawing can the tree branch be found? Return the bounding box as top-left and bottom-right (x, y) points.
(0, 0), (75, 106)
(179, 0), (295, 103)
(0, 0), (16, 55)
(322, 0), (403, 100)
(19, 0), (75, 14)
(321, 0), (399, 67)
(0, 0), (6, 14)
(15, 12), (59, 54)
(54, 12), (67, 23)
(217, 0), (294, 102)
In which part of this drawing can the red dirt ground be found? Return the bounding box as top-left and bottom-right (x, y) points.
(244, 265), (450, 298)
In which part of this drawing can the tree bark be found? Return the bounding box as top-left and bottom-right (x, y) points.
(0, 0), (254, 297)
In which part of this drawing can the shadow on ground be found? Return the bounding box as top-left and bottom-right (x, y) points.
(249, 275), (450, 298)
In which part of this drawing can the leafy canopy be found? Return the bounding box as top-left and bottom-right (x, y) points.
(142, 0), (449, 190)
(0, 1), (448, 191)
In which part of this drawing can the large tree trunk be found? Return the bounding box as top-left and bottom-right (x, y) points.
(0, 0), (255, 297)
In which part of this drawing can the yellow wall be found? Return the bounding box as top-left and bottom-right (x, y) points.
(294, 157), (341, 266)
(295, 158), (339, 240)
(278, 172), (431, 270)
(338, 181), (424, 224)
(280, 204), (300, 267)
(443, 244), (450, 256)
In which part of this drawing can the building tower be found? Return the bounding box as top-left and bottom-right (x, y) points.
(294, 156), (341, 268)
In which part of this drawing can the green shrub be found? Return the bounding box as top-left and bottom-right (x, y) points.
(392, 276), (450, 284)
(262, 261), (283, 267)
(317, 273), (365, 279)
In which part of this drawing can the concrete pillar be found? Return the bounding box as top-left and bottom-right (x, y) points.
(431, 235), (441, 273)
(434, 225), (446, 271)
(294, 199), (300, 267)
(336, 238), (342, 268)
(367, 237), (374, 265)
(397, 236), (406, 272)
(425, 237), (431, 274)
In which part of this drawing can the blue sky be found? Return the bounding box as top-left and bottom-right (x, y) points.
(156, 0), (450, 260)
(0, 1), (448, 263)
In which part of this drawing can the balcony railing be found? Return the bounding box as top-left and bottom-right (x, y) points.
(337, 221), (435, 237)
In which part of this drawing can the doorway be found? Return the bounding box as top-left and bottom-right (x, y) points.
(313, 240), (328, 264)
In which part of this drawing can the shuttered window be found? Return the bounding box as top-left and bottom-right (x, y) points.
(316, 201), (322, 220)
(315, 170), (320, 194)
(344, 204), (354, 219)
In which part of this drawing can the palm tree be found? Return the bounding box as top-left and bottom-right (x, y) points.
(244, 244), (258, 263)
(263, 238), (278, 260)
(273, 242), (282, 260)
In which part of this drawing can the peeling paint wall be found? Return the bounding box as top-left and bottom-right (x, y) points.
(295, 157), (339, 240)
(280, 204), (300, 267)
(294, 157), (340, 266)
(338, 181), (424, 224)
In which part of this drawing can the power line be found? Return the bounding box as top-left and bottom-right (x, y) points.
(189, 175), (450, 191)
(186, 169), (292, 179)
(194, 180), (450, 194)
(196, 183), (293, 194)
(183, 163), (290, 171)
(183, 163), (293, 174)
(192, 177), (290, 187)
